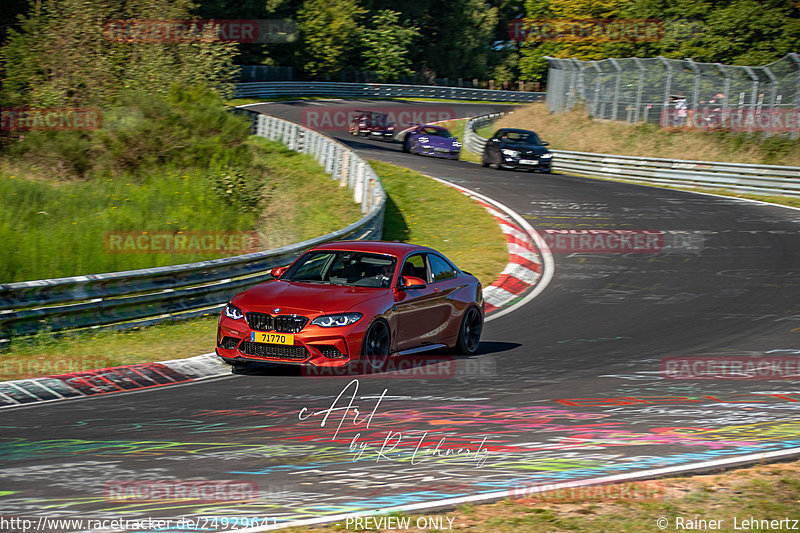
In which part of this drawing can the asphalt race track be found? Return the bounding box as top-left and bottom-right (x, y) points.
(2, 100), (800, 531)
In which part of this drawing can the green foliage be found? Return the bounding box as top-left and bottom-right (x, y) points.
(7, 86), (252, 180)
(0, 0), (239, 108)
(210, 164), (266, 214)
(360, 10), (420, 82)
(296, 0), (366, 78)
(517, 0), (800, 79)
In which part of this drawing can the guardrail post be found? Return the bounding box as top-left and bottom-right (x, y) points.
(354, 161), (365, 204)
(340, 150), (350, 186)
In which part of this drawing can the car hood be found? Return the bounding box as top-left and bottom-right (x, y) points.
(234, 280), (389, 315)
(500, 143), (550, 155)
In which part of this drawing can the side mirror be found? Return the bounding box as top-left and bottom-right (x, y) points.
(541, 141), (549, 146)
(270, 266), (288, 279)
(401, 276), (427, 290)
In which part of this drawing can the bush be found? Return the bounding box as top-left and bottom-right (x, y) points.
(210, 164), (268, 214)
(5, 85), (253, 181)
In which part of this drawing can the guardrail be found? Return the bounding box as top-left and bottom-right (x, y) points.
(463, 112), (507, 153)
(235, 81), (545, 103)
(0, 112), (386, 343)
(464, 112), (800, 197)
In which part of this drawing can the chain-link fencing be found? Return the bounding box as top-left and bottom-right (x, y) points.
(545, 54), (800, 137)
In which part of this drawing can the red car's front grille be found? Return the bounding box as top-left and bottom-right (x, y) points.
(239, 341), (309, 360)
(246, 312), (308, 333)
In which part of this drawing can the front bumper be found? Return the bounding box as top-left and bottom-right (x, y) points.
(420, 146), (461, 159)
(501, 156), (552, 170)
(216, 315), (368, 367)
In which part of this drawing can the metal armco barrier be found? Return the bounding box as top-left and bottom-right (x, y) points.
(463, 112), (507, 153)
(235, 81), (545, 103)
(464, 112), (800, 197)
(0, 112), (386, 341)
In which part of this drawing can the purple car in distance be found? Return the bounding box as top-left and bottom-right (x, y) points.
(401, 124), (461, 159)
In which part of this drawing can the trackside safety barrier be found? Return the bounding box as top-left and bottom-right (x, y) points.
(463, 112), (800, 197)
(235, 81), (545, 103)
(0, 111), (386, 343)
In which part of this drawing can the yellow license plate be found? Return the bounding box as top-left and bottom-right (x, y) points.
(250, 332), (294, 345)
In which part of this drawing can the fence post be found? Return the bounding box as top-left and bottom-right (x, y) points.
(789, 53), (800, 139)
(659, 56), (673, 127)
(717, 63), (731, 126)
(686, 58), (701, 128)
(591, 62), (603, 118)
(743, 66), (760, 133)
(609, 58), (622, 121)
(763, 66), (779, 137)
(633, 58), (646, 123)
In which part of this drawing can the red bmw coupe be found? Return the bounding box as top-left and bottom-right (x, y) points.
(216, 241), (484, 370)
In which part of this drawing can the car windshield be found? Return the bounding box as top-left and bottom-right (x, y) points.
(282, 251), (397, 288)
(503, 132), (542, 145)
(422, 127), (452, 138)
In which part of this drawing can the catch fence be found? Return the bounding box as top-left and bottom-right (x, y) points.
(545, 54), (800, 137)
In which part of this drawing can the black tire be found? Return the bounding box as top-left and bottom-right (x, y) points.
(361, 319), (391, 370)
(454, 306), (483, 355)
(481, 150), (490, 167)
(490, 151), (502, 170)
(402, 135), (412, 153)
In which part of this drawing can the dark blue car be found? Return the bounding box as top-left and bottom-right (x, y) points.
(402, 125), (461, 159)
(481, 128), (552, 172)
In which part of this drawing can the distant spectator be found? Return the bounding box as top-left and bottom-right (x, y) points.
(675, 95), (688, 127)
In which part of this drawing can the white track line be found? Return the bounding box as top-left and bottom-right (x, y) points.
(235, 445), (800, 532)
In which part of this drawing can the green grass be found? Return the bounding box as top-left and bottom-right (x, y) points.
(279, 461), (800, 532)
(0, 169), (257, 282)
(0, 137), (360, 282)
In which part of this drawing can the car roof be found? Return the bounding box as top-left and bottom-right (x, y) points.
(498, 128), (537, 135)
(312, 240), (436, 257)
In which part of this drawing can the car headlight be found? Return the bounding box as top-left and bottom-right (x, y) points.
(540, 153), (553, 158)
(224, 303), (244, 320)
(452, 141), (462, 147)
(311, 313), (363, 327)
(501, 149), (520, 157)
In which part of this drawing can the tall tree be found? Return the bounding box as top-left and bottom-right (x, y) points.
(360, 10), (420, 81)
(296, 0), (366, 78)
(1, 0), (240, 108)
